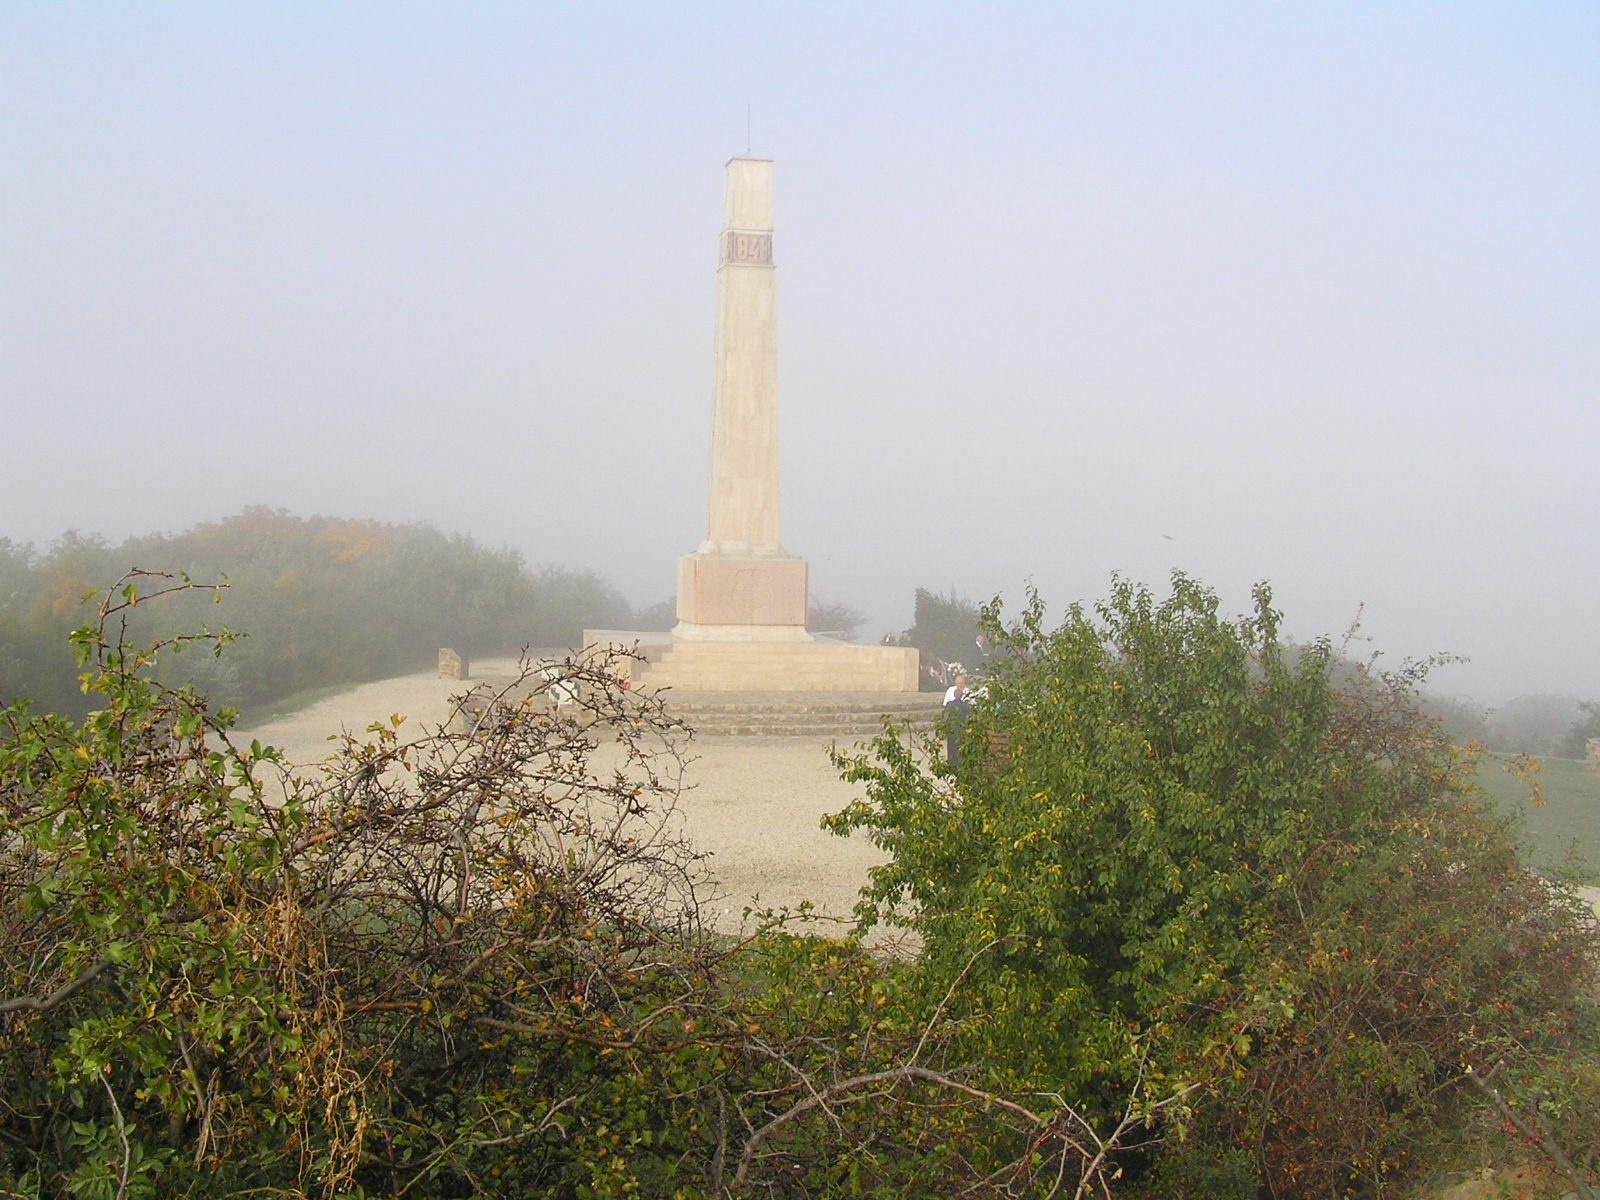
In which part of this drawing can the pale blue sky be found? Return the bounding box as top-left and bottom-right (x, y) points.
(4, 3), (1597, 703)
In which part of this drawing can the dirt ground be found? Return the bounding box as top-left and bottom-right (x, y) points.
(236, 661), (1600, 931)
(235, 660), (903, 936)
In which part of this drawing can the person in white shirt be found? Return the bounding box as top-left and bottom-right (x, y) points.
(943, 674), (970, 767)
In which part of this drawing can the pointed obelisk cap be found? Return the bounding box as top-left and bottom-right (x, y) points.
(675, 156), (809, 640)
(722, 155), (774, 244)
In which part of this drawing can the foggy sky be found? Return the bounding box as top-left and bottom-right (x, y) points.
(4, 3), (1597, 705)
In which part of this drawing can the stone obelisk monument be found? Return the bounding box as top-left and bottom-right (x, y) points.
(583, 157), (915, 692)
(674, 158), (810, 641)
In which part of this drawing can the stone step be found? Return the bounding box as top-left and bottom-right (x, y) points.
(641, 677), (904, 690)
(641, 675), (894, 691)
(668, 709), (934, 727)
(647, 642), (884, 657)
(661, 700), (942, 716)
(456, 679), (946, 739)
(677, 716), (936, 739)
(651, 690), (945, 738)
(686, 725), (911, 740)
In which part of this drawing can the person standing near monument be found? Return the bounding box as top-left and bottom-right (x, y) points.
(942, 674), (968, 707)
(943, 674), (970, 768)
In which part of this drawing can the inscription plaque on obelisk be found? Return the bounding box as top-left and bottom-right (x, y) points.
(675, 157), (810, 641)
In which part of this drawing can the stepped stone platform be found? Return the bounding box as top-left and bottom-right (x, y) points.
(459, 669), (945, 740)
(655, 690), (945, 739)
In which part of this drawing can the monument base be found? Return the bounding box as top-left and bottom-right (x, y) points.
(583, 630), (918, 693)
(676, 552), (807, 634)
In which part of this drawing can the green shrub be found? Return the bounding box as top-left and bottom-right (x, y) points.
(828, 574), (1600, 1197)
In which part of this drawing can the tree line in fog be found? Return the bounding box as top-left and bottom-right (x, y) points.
(0, 507), (640, 718)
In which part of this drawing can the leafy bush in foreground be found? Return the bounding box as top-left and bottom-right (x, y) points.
(6, 571), (1596, 1197)
(828, 574), (1600, 1197)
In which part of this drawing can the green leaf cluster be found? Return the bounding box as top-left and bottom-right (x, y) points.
(828, 574), (1600, 1197)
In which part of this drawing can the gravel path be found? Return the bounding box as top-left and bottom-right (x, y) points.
(235, 660), (902, 935)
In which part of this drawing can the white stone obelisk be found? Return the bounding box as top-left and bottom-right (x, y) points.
(583, 157), (916, 690)
(675, 157), (810, 641)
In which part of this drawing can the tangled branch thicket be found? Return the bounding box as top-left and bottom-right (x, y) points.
(0, 572), (719, 1196)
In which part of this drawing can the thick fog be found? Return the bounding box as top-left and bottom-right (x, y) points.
(4, 5), (1596, 705)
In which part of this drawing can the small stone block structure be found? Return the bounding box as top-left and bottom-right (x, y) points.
(438, 648), (469, 680)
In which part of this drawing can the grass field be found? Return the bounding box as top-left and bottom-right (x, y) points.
(1474, 754), (1600, 880)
